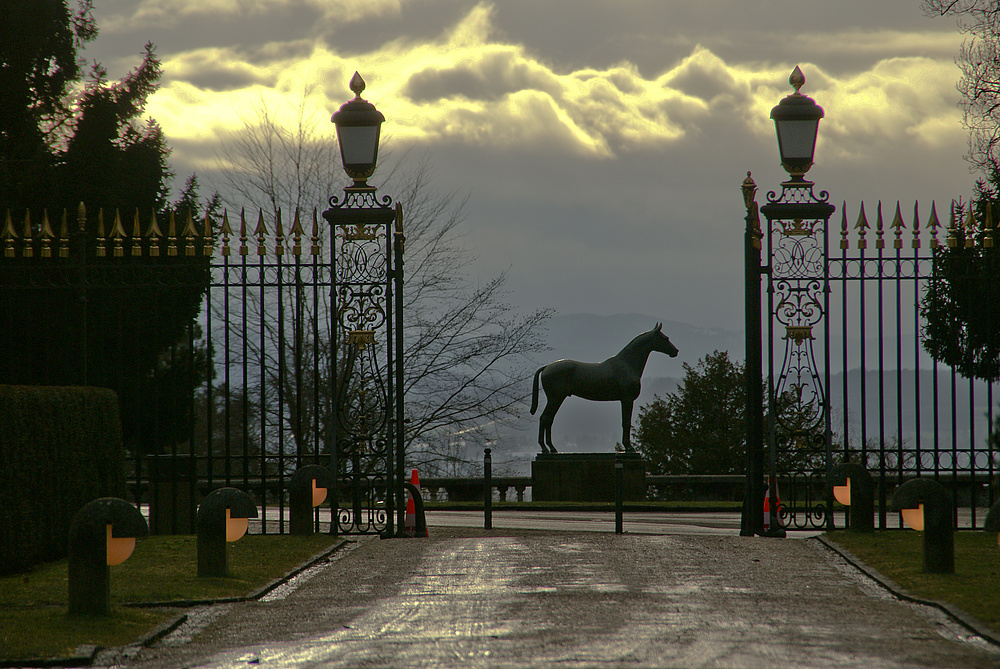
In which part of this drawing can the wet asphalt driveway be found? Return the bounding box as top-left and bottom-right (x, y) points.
(106, 528), (1000, 669)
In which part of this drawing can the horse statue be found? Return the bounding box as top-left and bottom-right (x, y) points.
(530, 323), (678, 454)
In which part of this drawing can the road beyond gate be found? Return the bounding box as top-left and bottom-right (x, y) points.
(114, 528), (999, 669)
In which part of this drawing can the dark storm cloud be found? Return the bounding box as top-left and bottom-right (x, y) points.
(483, 0), (958, 83)
(165, 63), (269, 92)
(82, 0), (976, 330)
(404, 51), (558, 102)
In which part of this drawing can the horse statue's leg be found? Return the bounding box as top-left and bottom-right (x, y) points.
(546, 425), (558, 453)
(537, 413), (550, 453)
(621, 398), (635, 453)
(539, 394), (565, 454)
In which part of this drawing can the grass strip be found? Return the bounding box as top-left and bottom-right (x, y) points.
(825, 530), (1000, 635)
(0, 533), (339, 662)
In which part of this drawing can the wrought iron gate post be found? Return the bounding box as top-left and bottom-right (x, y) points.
(753, 68), (837, 533)
(323, 72), (405, 537)
(760, 182), (835, 533)
(392, 206), (405, 536)
(323, 188), (402, 536)
(741, 172), (766, 536)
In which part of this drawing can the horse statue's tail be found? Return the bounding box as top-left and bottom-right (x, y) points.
(530, 366), (544, 415)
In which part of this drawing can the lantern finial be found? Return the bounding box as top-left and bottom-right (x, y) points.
(789, 66), (805, 94)
(350, 72), (366, 99)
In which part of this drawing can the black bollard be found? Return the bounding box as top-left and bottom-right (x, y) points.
(68, 498), (148, 616)
(829, 463), (874, 532)
(197, 487), (258, 577)
(985, 500), (1000, 548)
(484, 448), (493, 530)
(290, 465), (332, 535)
(615, 454), (624, 534)
(891, 478), (953, 574)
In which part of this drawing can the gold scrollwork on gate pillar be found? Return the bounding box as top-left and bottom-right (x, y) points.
(348, 330), (376, 349)
(781, 218), (815, 236)
(342, 223), (379, 241)
(784, 326), (814, 346)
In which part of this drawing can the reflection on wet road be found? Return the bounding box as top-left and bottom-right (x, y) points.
(189, 533), (998, 669)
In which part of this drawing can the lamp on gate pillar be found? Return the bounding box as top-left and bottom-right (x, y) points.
(325, 72), (405, 539)
(747, 67), (836, 538)
(770, 66), (824, 183)
(333, 72), (385, 191)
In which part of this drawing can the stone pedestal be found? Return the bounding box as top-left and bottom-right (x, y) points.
(531, 453), (646, 502)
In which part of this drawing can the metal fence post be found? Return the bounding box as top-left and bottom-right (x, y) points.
(741, 172), (765, 536)
(484, 448), (493, 530)
(615, 454), (623, 534)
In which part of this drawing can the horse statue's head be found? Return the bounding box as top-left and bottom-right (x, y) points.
(650, 322), (679, 357)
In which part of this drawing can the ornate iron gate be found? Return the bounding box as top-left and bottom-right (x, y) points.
(1, 198), (405, 536)
(324, 188), (404, 536)
(746, 178), (999, 532)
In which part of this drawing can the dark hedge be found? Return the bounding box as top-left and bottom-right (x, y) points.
(0, 386), (126, 574)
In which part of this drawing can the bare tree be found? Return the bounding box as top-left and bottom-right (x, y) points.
(215, 87), (338, 218)
(924, 0), (1000, 172)
(212, 96), (551, 476)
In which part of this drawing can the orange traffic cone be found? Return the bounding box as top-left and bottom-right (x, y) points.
(763, 486), (771, 530)
(763, 481), (781, 531)
(405, 495), (416, 537)
(405, 468), (427, 537)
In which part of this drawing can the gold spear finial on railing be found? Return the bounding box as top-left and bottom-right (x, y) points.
(202, 211), (213, 257)
(95, 208), (106, 257)
(182, 211), (198, 256)
(111, 209), (127, 257)
(21, 210), (33, 258)
(891, 202), (905, 250)
(291, 209), (303, 256)
(274, 209), (284, 256)
(147, 211), (162, 257)
(875, 202), (885, 250)
(963, 207), (976, 247)
(167, 210), (178, 256)
(3, 210), (17, 258)
(40, 210), (54, 258)
(131, 210), (142, 256)
(947, 200), (961, 248)
(220, 210), (232, 257)
(311, 209), (321, 256)
(239, 208), (249, 256)
(840, 205), (849, 250)
(855, 203), (869, 249)
(59, 209), (69, 257)
(254, 209), (267, 256)
(927, 201), (941, 248)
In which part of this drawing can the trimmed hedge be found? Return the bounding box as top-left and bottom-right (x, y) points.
(0, 386), (126, 575)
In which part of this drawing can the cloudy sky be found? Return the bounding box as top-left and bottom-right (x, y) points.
(82, 0), (974, 332)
